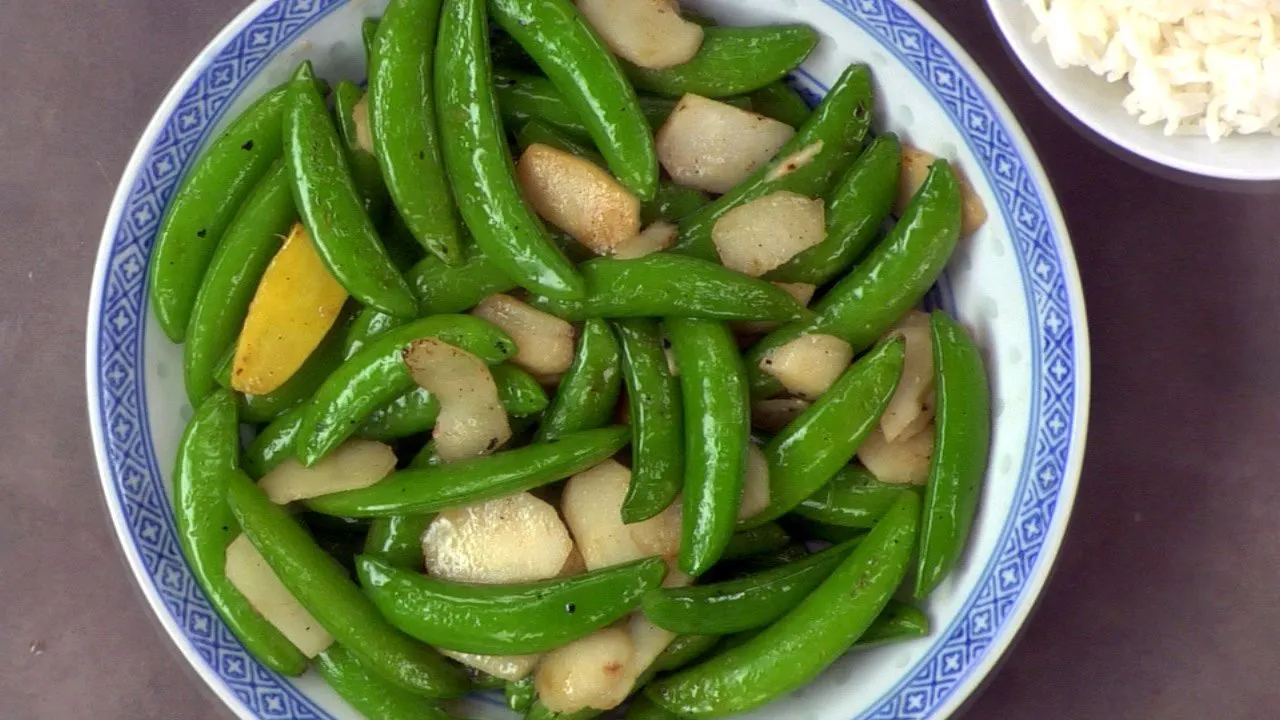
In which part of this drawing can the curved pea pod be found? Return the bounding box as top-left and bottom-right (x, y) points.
(645, 492), (919, 717)
(225, 472), (470, 697)
(517, 119), (607, 167)
(916, 310), (991, 598)
(296, 315), (516, 466)
(362, 17), (380, 64)
(745, 337), (905, 528)
(794, 464), (914, 529)
(506, 676), (537, 714)
(359, 363), (548, 441)
(306, 427), (630, 517)
(780, 515), (867, 545)
(363, 514), (435, 570)
(332, 81), (389, 226)
(489, 0), (658, 199)
(653, 633), (719, 673)
(674, 64), (873, 262)
(747, 161), (963, 397)
(183, 161), (295, 404)
(357, 555), (665, 654)
(859, 600), (929, 647)
(720, 523), (791, 561)
(641, 182), (709, 226)
(536, 319), (622, 442)
(173, 391), (308, 676)
(642, 537), (858, 637)
(748, 80), (812, 128)
(623, 25), (818, 98)
(627, 696), (682, 720)
(284, 62), (418, 318)
(343, 304), (410, 361)
(149, 83), (289, 343)
(314, 644), (455, 719)
(767, 133), (902, 285)
(613, 319), (683, 523)
(237, 306), (354, 424)
(529, 254), (809, 323)
(244, 405), (305, 479)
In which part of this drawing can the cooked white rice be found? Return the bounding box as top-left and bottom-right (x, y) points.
(1026, 0), (1280, 141)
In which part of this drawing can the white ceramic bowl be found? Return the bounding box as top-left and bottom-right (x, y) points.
(987, 0), (1280, 182)
(85, 0), (1090, 717)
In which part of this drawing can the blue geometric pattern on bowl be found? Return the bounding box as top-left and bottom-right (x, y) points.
(89, 0), (1079, 717)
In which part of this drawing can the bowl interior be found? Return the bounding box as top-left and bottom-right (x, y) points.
(87, 0), (1089, 718)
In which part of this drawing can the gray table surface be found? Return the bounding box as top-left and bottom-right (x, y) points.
(5, 0), (1280, 718)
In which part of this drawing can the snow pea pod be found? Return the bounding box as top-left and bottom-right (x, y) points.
(225, 471), (470, 697)
(529, 254), (808, 323)
(622, 25), (819, 98)
(296, 315), (516, 465)
(642, 537), (859, 636)
(359, 363), (548, 441)
(748, 80), (812, 128)
(149, 83), (289, 343)
(719, 523), (791, 561)
(746, 337), (905, 528)
(306, 426), (629, 517)
(363, 514), (435, 569)
(613, 319), (683, 523)
(173, 391), (308, 675)
(665, 318), (749, 576)
(536, 319), (622, 442)
(766, 133), (902, 285)
(369, 0), (462, 264)
(314, 644), (455, 720)
(916, 310), (991, 598)
(488, 0), (658, 199)
(333, 81), (389, 225)
(675, 64), (873, 262)
(183, 161), (294, 404)
(645, 491), (919, 717)
(357, 555), (665, 654)
(746, 160), (962, 398)
(285, 62), (418, 318)
(794, 464), (914, 529)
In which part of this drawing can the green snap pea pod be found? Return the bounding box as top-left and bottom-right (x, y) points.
(645, 491), (920, 717)
(314, 644), (455, 720)
(408, 245), (519, 315)
(794, 464), (914, 528)
(362, 18), (380, 66)
(333, 81), (390, 226)
(779, 515), (867, 545)
(493, 363), (552, 415)
(238, 306), (355, 424)
(149, 83), (289, 343)
(746, 338), (905, 527)
(747, 81), (812, 128)
(225, 472), (469, 697)
(437, 0), (585, 300)
(674, 64), (873, 262)
(344, 305), (410, 361)
(535, 319), (622, 442)
(244, 404), (306, 479)
(369, 0), (462, 264)
(360, 363), (549, 441)
(654, 634), (720, 673)
(516, 119), (606, 166)
(747, 161), (963, 397)
(622, 25), (818, 98)
(505, 676), (536, 714)
(408, 440), (443, 469)
(613, 319), (683, 523)
(530, 254), (808, 323)
(916, 310), (991, 598)
(489, 0), (658, 199)
(712, 543), (809, 578)
(173, 391), (308, 675)
(358, 555), (665, 654)
(285, 62), (419, 318)
(183, 161), (294, 403)
(719, 523), (790, 561)
(627, 696), (681, 720)
(642, 537), (859, 636)
(296, 315), (516, 465)
(636, 93), (753, 128)
(766, 133), (902, 285)
(641, 183), (709, 226)
(307, 427), (629, 517)
(665, 318), (749, 576)
(715, 598), (926, 654)
(364, 514), (435, 569)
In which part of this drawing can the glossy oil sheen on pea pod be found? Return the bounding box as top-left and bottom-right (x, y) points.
(359, 363), (548, 441)
(747, 161), (962, 398)
(675, 64), (873, 262)
(409, 244), (521, 315)
(794, 463), (914, 528)
(495, 69), (593, 138)
(916, 310), (991, 598)
(536, 319), (622, 442)
(343, 304), (409, 361)
(436, 0), (584, 300)
(748, 81), (813, 128)
(529, 254), (808, 322)
(225, 471), (470, 697)
(645, 491), (919, 717)
(654, 633), (720, 673)
(746, 338), (905, 527)
(183, 161), (294, 404)
(517, 119), (607, 167)
(623, 25), (819, 98)
(505, 676), (537, 714)
(665, 318), (749, 576)
(296, 314), (515, 466)
(714, 598), (926, 655)
(369, 0), (462, 264)
(363, 514), (435, 570)
(489, 0), (658, 199)
(284, 63), (418, 318)
(314, 644), (455, 720)
(244, 404), (306, 479)
(173, 391), (308, 676)
(719, 522), (791, 561)
(358, 555), (665, 654)
(332, 81), (389, 226)
(306, 426), (629, 517)
(149, 83), (289, 343)
(641, 182), (709, 226)
(614, 319), (683, 522)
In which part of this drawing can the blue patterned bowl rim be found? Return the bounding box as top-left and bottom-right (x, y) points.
(85, 0), (1091, 718)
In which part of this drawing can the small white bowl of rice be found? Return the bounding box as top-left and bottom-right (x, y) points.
(988, 0), (1280, 180)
